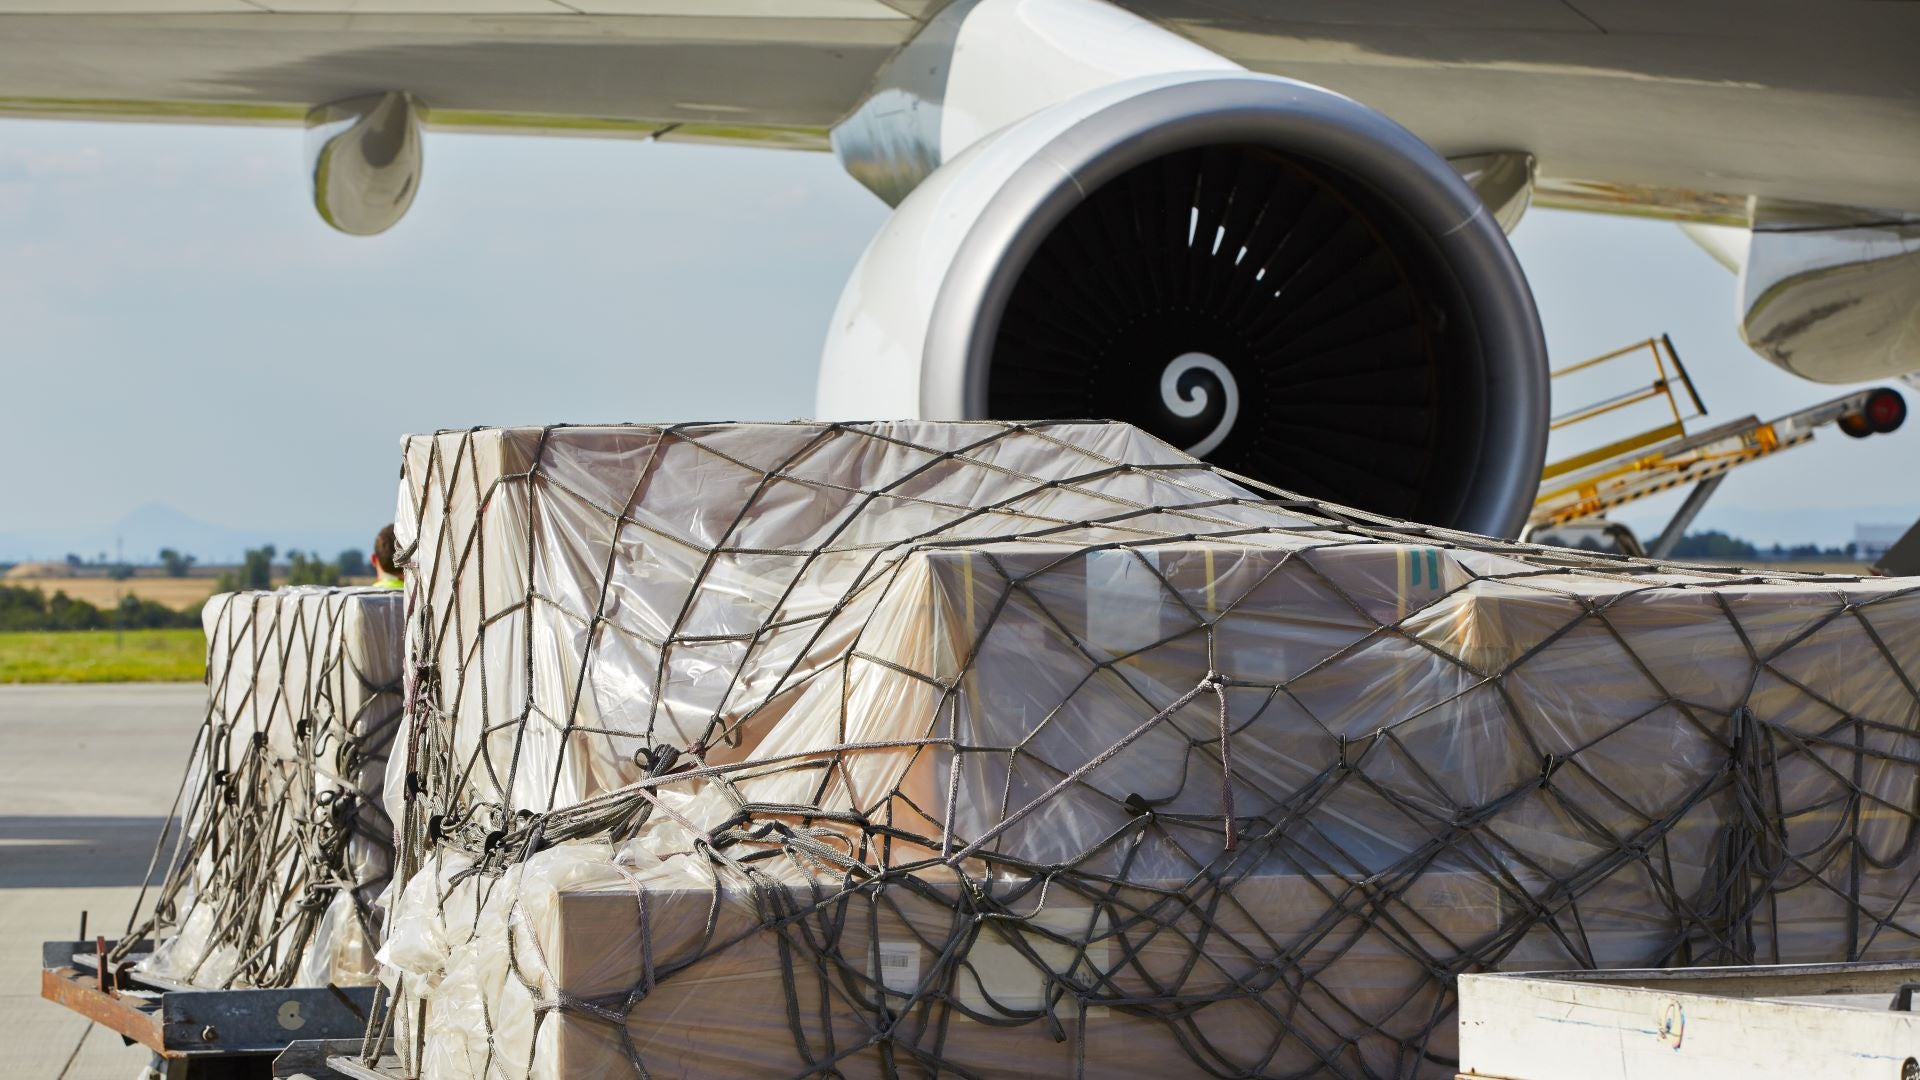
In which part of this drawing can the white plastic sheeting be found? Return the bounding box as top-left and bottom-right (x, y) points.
(132, 587), (404, 989)
(374, 421), (1920, 1078)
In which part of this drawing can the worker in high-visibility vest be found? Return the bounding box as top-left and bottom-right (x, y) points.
(369, 524), (403, 589)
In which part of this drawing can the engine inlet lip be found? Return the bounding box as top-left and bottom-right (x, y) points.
(926, 71), (1548, 538)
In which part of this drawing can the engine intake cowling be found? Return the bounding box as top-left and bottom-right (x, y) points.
(819, 72), (1549, 537)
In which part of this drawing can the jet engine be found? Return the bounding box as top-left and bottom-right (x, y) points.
(820, 71), (1549, 538)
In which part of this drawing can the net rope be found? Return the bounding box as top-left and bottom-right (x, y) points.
(119, 588), (404, 990)
(368, 421), (1920, 1079)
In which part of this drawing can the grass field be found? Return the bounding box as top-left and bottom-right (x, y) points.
(0, 629), (204, 683)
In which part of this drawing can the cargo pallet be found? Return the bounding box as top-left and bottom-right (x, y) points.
(40, 937), (377, 1079)
(305, 1051), (402, 1079)
(1457, 960), (1920, 1079)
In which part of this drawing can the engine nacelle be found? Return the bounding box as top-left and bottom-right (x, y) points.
(819, 71), (1549, 537)
(1685, 210), (1920, 385)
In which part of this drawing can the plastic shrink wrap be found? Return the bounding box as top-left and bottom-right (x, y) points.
(377, 422), (1920, 1078)
(131, 586), (404, 989)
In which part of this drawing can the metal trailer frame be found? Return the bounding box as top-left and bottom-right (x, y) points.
(41, 937), (377, 1079)
(1526, 336), (1908, 558)
(1457, 961), (1920, 1080)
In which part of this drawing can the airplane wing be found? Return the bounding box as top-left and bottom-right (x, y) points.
(3, 1), (1917, 217)
(0, 3), (916, 150)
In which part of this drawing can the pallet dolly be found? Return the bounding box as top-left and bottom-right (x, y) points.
(40, 935), (377, 1079)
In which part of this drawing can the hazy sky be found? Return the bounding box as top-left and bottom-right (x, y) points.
(0, 118), (1912, 556)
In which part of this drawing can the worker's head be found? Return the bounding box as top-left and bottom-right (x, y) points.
(371, 524), (402, 581)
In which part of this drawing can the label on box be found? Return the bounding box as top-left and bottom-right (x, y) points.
(958, 905), (1110, 1019)
(874, 940), (921, 995)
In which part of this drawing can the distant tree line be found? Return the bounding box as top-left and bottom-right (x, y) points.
(52, 551), (138, 579)
(0, 542), (377, 633)
(210, 545), (366, 591)
(1667, 530), (1759, 559)
(288, 550), (340, 587)
(1666, 530), (1859, 561)
(0, 585), (201, 632)
(22, 546), (368, 583)
(158, 548), (198, 577)
(214, 545), (276, 592)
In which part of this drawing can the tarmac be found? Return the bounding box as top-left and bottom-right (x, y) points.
(0, 683), (205, 1079)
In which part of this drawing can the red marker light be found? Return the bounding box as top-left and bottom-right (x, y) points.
(1866, 388), (1907, 434)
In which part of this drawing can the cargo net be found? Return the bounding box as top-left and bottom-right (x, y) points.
(121, 587), (405, 989)
(369, 421), (1920, 1079)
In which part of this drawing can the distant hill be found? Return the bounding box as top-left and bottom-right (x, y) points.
(0, 503), (374, 565)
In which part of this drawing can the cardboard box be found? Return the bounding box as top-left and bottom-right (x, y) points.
(534, 868), (1506, 1078)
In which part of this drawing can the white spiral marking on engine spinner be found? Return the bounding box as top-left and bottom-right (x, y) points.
(1161, 352), (1240, 459)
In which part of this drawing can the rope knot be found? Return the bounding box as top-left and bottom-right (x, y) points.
(1209, 671), (1238, 852)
